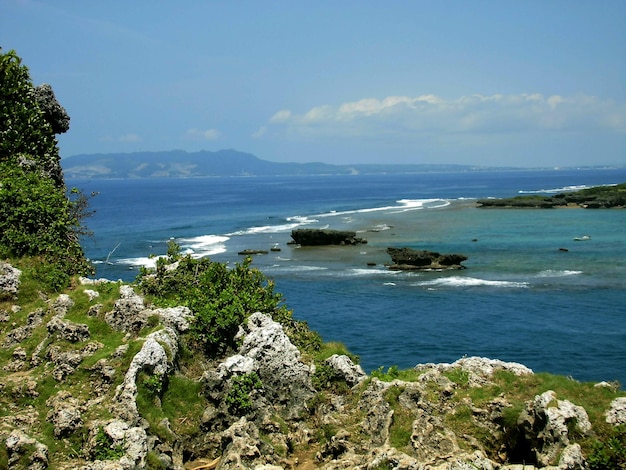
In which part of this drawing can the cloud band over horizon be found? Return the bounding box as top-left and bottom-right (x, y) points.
(257, 93), (626, 141)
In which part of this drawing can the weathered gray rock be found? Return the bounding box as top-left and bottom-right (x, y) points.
(219, 417), (263, 468)
(558, 443), (586, 470)
(151, 305), (193, 332)
(387, 247), (467, 270)
(105, 285), (148, 332)
(291, 228), (367, 246)
(357, 379), (394, 446)
(606, 396), (626, 425)
(0, 262), (21, 300)
(232, 312), (315, 413)
(51, 293), (74, 316)
(84, 419), (148, 470)
(46, 390), (83, 438)
(5, 429), (49, 470)
(325, 354), (367, 386)
(518, 390), (591, 467)
(84, 289), (100, 301)
(47, 316), (90, 342)
(2, 308), (45, 348)
(411, 410), (460, 464)
(114, 326), (179, 422)
(33, 83), (70, 134)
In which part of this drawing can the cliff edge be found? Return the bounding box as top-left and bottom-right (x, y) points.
(1, 259), (625, 470)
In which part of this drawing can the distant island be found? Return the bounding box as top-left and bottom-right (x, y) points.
(477, 183), (626, 208)
(61, 149), (620, 179)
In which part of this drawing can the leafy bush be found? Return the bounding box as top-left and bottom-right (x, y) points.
(93, 426), (125, 461)
(0, 48), (92, 288)
(225, 372), (262, 416)
(138, 242), (292, 355)
(588, 425), (626, 470)
(371, 365), (420, 382)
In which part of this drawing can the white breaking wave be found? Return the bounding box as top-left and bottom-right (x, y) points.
(117, 256), (162, 269)
(518, 183), (616, 194)
(178, 234), (229, 257)
(314, 198), (450, 219)
(537, 269), (583, 277)
(118, 234), (230, 268)
(228, 216), (318, 236)
(416, 276), (529, 289)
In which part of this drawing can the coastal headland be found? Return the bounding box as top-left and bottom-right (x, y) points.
(477, 183), (626, 208)
(1, 257), (625, 469)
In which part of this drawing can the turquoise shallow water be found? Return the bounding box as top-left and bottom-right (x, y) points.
(72, 168), (626, 384)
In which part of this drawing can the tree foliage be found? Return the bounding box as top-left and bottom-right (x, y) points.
(0, 48), (92, 288)
(138, 241), (323, 356)
(138, 242), (294, 355)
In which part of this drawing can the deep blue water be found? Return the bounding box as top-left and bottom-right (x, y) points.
(70, 168), (626, 385)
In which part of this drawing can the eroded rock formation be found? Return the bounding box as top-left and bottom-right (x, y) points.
(290, 229), (367, 246)
(0, 261), (624, 469)
(386, 247), (468, 270)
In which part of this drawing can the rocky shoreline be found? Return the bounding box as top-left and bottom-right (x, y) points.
(1, 260), (625, 469)
(476, 183), (626, 208)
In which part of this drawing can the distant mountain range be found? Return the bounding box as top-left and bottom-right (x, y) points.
(61, 149), (486, 179)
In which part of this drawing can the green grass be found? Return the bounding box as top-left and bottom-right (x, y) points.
(384, 384), (413, 450)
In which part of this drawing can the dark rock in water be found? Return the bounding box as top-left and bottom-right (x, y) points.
(291, 228), (367, 246)
(238, 249), (269, 255)
(559, 247), (569, 252)
(386, 247), (467, 270)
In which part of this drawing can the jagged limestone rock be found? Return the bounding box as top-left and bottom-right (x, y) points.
(0, 262), (21, 301)
(51, 293), (75, 316)
(606, 396), (626, 425)
(105, 285), (148, 332)
(357, 379), (394, 446)
(517, 390), (591, 467)
(416, 356), (533, 387)
(2, 308), (45, 348)
(325, 354), (367, 386)
(114, 327), (179, 423)
(33, 83), (70, 134)
(232, 312), (315, 413)
(83, 419), (148, 470)
(5, 429), (49, 470)
(47, 316), (90, 342)
(46, 390), (83, 438)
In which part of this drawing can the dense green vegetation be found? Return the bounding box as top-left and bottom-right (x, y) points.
(2, 48), (626, 469)
(477, 182), (626, 208)
(0, 48), (92, 289)
(137, 241), (321, 357)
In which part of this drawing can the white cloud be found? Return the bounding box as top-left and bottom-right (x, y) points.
(99, 133), (142, 143)
(185, 128), (221, 141)
(260, 93), (626, 140)
(119, 133), (141, 142)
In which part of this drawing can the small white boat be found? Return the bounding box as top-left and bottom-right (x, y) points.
(573, 235), (591, 241)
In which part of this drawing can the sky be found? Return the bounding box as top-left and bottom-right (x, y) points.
(2, 1), (625, 167)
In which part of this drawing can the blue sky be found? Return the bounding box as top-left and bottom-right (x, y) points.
(2, 0), (625, 167)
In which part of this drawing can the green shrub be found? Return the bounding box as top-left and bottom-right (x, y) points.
(138, 242), (291, 355)
(225, 372), (262, 416)
(371, 365), (420, 382)
(0, 49), (93, 288)
(93, 426), (125, 461)
(588, 425), (626, 470)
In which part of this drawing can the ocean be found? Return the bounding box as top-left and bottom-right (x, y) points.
(69, 168), (626, 385)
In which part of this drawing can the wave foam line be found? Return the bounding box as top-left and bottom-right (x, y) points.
(417, 276), (529, 289)
(537, 270), (583, 277)
(518, 183), (616, 194)
(229, 216), (318, 236)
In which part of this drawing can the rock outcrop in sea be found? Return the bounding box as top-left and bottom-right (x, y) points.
(386, 247), (468, 270)
(1, 261), (624, 469)
(290, 229), (367, 246)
